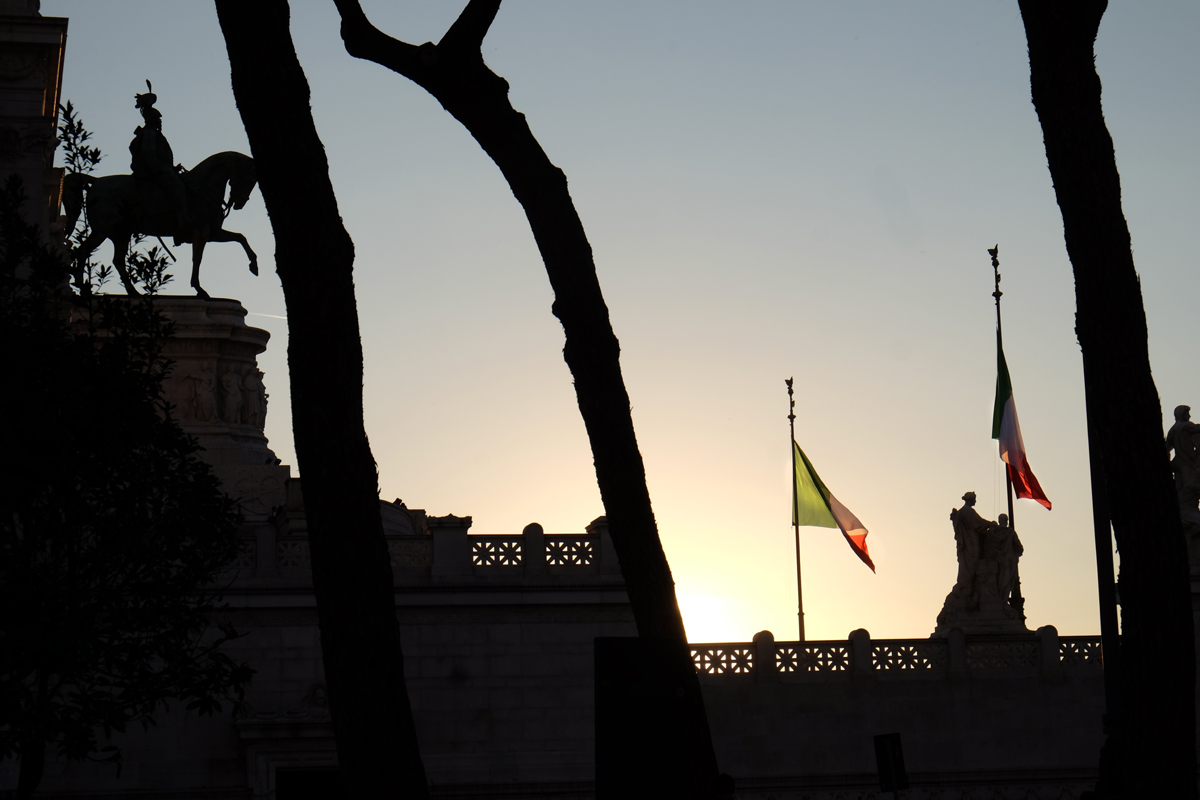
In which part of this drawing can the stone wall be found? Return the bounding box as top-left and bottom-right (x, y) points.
(5, 504), (638, 800)
(693, 629), (1104, 799)
(231, 504), (636, 798)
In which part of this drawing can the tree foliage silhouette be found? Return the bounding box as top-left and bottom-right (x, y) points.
(328, 0), (721, 793)
(214, 3), (428, 796)
(0, 119), (251, 795)
(1018, 2), (1196, 796)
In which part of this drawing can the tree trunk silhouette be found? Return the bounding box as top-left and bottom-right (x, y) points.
(215, 3), (428, 796)
(329, 0), (720, 793)
(1018, 2), (1196, 796)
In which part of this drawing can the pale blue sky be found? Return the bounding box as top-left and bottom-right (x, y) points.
(51, 1), (1200, 642)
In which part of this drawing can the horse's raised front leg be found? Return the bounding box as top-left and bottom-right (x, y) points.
(112, 236), (140, 297)
(191, 240), (210, 300)
(207, 228), (258, 276)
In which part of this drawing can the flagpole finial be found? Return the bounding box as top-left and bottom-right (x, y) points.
(989, 245), (1002, 302)
(786, 377), (795, 422)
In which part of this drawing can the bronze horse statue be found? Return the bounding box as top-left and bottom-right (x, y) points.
(62, 151), (258, 299)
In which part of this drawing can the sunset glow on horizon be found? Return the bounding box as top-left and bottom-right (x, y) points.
(54, 0), (1200, 644)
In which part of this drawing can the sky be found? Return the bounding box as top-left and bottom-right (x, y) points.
(49, 1), (1200, 643)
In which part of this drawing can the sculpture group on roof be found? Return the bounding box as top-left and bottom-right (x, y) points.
(934, 491), (1027, 636)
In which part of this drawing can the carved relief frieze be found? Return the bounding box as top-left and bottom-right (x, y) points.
(219, 369), (243, 424)
(245, 683), (331, 723)
(233, 538), (257, 569)
(180, 364), (217, 423)
(389, 539), (432, 568)
(206, 468), (289, 517)
(277, 541), (311, 570)
(161, 340), (224, 356)
(0, 51), (46, 81)
(0, 124), (51, 157)
(965, 639), (1040, 670)
(241, 368), (268, 430)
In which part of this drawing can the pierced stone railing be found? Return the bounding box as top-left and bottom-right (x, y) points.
(471, 535), (524, 567)
(776, 641), (851, 674)
(463, 521), (616, 576)
(545, 534), (597, 566)
(469, 532), (603, 569)
(691, 644), (756, 675)
(690, 629), (1104, 681)
(872, 638), (948, 672)
(1059, 636), (1103, 668)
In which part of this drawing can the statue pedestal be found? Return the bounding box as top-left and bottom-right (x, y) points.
(932, 579), (1031, 637)
(158, 296), (289, 517)
(933, 558), (1031, 636)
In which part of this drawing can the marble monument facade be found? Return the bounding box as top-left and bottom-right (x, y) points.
(1, 298), (1115, 800)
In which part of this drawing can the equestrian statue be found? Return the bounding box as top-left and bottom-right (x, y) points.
(62, 83), (259, 300)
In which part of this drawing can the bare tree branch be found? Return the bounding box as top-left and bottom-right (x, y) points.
(327, 1), (723, 795)
(440, 0), (503, 55)
(332, 0), (423, 78)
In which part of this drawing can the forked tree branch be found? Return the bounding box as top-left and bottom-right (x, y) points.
(440, 0), (502, 56)
(335, 0), (502, 80)
(328, 3), (723, 791)
(332, 0), (422, 78)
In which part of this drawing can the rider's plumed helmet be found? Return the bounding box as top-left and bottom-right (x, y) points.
(134, 79), (157, 110)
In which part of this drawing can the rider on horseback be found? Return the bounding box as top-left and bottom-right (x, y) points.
(129, 82), (191, 237)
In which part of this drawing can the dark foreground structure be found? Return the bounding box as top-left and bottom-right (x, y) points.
(0, 299), (1119, 799)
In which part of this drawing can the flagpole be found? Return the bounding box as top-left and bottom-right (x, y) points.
(990, 246), (1025, 618)
(787, 377), (806, 642)
(991, 246), (1016, 527)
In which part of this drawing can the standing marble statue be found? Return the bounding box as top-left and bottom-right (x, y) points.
(948, 491), (989, 609)
(1167, 405), (1200, 493)
(1167, 404), (1200, 563)
(934, 492), (1030, 636)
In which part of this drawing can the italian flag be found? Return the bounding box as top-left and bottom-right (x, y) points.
(992, 335), (1052, 509)
(792, 441), (875, 572)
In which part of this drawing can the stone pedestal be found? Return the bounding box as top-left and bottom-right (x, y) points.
(932, 563), (1031, 638)
(158, 296), (289, 518)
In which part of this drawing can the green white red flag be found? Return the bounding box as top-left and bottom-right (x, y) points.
(991, 335), (1051, 509)
(792, 441), (875, 571)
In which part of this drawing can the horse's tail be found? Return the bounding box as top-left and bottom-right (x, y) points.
(61, 172), (92, 237)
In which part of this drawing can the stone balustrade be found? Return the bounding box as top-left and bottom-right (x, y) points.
(690, 627), (1103, 681)
(232, 483), (622, 585)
